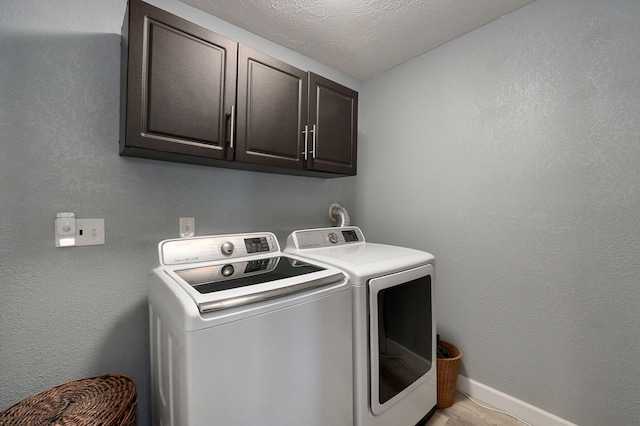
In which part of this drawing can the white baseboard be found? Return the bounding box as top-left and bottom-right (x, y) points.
(456, 375), (578, 426)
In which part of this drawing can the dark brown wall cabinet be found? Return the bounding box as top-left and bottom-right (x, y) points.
(308, 73), (358, 175)
(120, 0), (236, 161)
(120, 0), (358, 177)
(235, 45), (308, 171)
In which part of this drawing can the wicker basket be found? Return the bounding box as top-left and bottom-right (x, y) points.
(0, 374), (137, 425)
(436, 340), (462, 409)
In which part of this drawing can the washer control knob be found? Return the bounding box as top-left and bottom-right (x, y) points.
(220, 241), (234, 256)
(328, 232), (338, 244)
(221, 264), (235, 277)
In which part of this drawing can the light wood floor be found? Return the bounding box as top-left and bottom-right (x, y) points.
(427, 392), (528, 425)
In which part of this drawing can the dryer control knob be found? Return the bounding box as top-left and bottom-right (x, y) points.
(328, 232), (338, 244)
(220, 241), (234, 256)
(221, 264), (235, 277)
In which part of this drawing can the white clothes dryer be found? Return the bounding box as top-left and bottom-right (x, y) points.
(286, 226), (437, 426)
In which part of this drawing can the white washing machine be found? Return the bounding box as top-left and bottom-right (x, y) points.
(286, 226), (437, 426)
(149, 232), (353, 426)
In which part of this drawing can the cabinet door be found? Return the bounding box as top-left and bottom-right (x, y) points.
(121, 0), (237, 160)
(235, 45), (308, 170)
(308, 73), (358, 175)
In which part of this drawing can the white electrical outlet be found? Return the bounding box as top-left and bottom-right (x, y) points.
(75, 219), (105, 246)
(180, 217), (195, 237)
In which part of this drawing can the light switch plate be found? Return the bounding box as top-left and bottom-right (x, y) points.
(75, 219), (105, 246)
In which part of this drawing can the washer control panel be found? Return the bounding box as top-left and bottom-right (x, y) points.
(287, 226), (365, 250)
(159, 232), (279, 265)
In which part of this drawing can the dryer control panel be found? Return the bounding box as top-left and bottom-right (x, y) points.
(287, 226), (365, 249)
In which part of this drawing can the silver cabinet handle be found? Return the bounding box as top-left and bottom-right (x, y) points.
(310, 124), (316, 159)
(302, 125), (308, 160)
(229, 105), (235, 149)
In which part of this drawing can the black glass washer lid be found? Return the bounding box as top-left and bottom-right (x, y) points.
(175, 255), (326, 295)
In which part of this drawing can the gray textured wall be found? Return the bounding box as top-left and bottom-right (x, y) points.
(358, 1), (640, 425)
(0, 1), (360, 424)
(4, 0), (640, 425)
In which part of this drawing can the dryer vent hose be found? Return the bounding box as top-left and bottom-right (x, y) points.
(329, 203), (350, 227)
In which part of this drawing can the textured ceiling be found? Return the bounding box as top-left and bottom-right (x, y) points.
(179, 0), (535, 80)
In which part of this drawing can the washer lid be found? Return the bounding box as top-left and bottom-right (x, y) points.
(176, 256), (322, 293)
(159, 255), (346, 313)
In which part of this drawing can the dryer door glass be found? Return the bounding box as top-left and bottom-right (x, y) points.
(368, 265), (433, 415)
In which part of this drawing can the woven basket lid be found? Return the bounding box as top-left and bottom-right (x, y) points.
(0, 374), (137, 426)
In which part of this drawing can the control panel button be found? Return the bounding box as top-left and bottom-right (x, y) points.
(220, 264), (235, 277)
(220, 241), (234, 256)
(328, 232), (338, 244)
